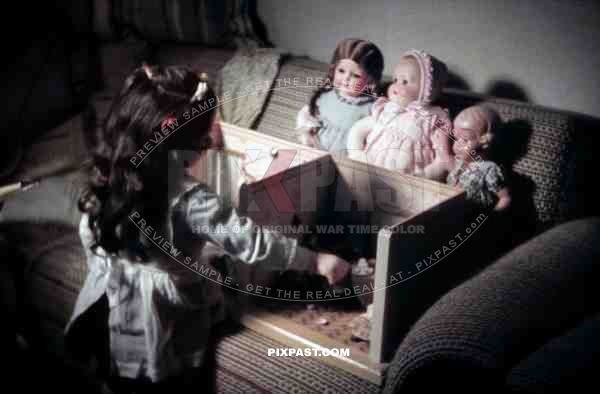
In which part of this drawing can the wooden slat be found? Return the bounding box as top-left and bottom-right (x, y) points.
(240, 311), (387, 386)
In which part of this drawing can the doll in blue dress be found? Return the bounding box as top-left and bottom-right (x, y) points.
(296, 38), (384, 159)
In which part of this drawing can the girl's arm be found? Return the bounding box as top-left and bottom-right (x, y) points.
(179, 186), (349, 284)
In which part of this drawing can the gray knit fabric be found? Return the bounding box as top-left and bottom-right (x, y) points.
(506, 312), (600, 392)
(382, 217), (600, 393)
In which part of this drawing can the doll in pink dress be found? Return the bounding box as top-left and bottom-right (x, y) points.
(347, 49), (453, 181)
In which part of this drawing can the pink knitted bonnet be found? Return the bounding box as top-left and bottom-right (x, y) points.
(401, 49), (448, 105)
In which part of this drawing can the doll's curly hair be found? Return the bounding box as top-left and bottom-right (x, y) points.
(453, 104), (501, 151)
(79, 64), (217, 260)
(309, 38), (384, 116)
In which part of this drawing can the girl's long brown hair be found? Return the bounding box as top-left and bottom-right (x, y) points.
(79, 64), (216, 260)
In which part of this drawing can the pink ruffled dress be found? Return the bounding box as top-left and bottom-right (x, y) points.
(361, 49), (452, 178)
(364, 100), (452, 177)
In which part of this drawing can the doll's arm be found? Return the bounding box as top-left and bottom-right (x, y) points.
(347, 116), (375, 159)
(424, 114), (454, 181)
(372, 97), (388, 118)
(424, 157), (450, 182)
(298, 127), (319, 148)
(485, 164), (511, 212)
(296, 105), (320, 147)
(494, 187), (511, 211)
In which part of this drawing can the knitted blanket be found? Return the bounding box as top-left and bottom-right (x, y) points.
(215, 48), (288, 129)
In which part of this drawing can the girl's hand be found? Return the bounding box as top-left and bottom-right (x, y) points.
(316, 252), (351, 285)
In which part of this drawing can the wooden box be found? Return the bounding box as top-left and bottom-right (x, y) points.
(200, 123), (469, 385)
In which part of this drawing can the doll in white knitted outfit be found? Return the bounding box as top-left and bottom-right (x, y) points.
(347, 49), (453, 182)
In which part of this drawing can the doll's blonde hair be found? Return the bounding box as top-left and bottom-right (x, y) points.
(454, 105), (500, 150)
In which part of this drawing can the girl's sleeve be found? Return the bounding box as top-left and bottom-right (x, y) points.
(78, 213), (97, 266)
(181, 185), (317, 272)
(296, 105), (321, 129)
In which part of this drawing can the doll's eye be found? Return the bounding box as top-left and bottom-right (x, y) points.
(402, 79), (408, 85)
(393, 78), (398, 83)
(352, 73), (362, 79)
(338, 67), (345, 74)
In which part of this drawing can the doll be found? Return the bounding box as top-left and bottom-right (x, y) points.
(296, 38), (384, 158)
(347, 49), (453, 181)
(436, 104), (511, 211)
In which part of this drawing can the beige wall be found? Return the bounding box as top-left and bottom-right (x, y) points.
(258, 0), (600, 118)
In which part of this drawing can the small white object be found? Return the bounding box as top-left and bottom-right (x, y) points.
(352, 258), (372, 276)
(315, 317), (329, 326)
(191, 81), (208, 102)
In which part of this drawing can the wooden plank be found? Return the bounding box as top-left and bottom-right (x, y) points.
(240, 311), (388, 386)
(369, 190), (469, 362)
(220, 121), (327, 167)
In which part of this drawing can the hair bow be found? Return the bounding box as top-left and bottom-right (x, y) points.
(191, 72), (209, 102)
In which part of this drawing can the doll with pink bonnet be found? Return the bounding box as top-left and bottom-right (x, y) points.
(347, 49), (453, 181)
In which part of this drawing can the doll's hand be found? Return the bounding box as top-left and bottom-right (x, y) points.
(316, 252), (350, 285)
(371, 97), (388, 118)
(433, 131), (453, 163)
(299, 128), (319, 148)
(493, 187), (511, 212)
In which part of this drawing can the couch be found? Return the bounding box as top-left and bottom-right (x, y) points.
(2, 2), (600, 393)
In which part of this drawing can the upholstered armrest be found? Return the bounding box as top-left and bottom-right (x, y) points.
(383, 217), (600, 393)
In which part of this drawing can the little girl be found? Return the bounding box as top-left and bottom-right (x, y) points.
(347, 49), (453, 181)
(65, 63), (350, 392)
(296, 38), (384, 158)
(435, 104), (511, 211)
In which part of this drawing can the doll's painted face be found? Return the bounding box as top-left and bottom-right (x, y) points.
(333, 59), (369, 97)
(452, 116), (486, 162)
(389, 57), (421, 108)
